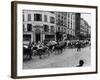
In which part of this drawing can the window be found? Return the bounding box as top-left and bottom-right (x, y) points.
(62, 16), (63, 19)
(61, 20), (63, 26)
(50, 17), (55, 23)
(68, 24), (69, 29)
(62, 27), (63, 32)
(51, 26), (55, 32)
(23, 34), (31, 41)
(57, 19), (60, 25)
(71, 31), (73, 34)
(44, 15), (47, 22)
(68, 30), (69, 34)
(28, 14), (31, 21)
(71, 14), (73, 19)
(58, 27), (60, 31)
(23, 14), (24, 21)
(68, 30), (70, 34)
(27, 24), (32, 31)
(34, 14), (42, 21)
(58, 14), (60, 18)
(50, 12), (54, 13)
(23, 24), (25, 31)
(68, 13), (70, 18)
(44, 25), (49, 32)
(64, 28), (66, 32)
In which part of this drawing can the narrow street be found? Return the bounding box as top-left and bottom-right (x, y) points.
(23, 46), (91, 69)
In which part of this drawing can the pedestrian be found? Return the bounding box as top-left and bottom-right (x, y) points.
(28, 41), (33, 59)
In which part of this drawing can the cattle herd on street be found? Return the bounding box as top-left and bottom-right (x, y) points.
(23, 39), (91, 60)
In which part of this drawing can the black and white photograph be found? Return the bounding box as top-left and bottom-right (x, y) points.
(11, 1), (97, 78)
(23, 10), (91, 69)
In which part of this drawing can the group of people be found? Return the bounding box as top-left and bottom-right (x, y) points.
(23, 40), (67, 60)
(23, 39), (90, 60)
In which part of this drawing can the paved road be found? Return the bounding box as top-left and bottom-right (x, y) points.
(23, 46), (91, 69)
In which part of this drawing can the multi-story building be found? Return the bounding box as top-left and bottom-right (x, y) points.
(55, 12), (67, 41)
(55, 12), (66, 32)
(23, 10), (56, 44)
(55, 12), (77, 40)
(66, 12), (76, 39)
(75, 13), (81, 39)
(23, 10), (87, 44)
(80, 18), (91, 40)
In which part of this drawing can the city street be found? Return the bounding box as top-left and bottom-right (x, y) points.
(23, 46), (91, 69)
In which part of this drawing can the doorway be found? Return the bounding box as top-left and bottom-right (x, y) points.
(35, 29), (41, 43)
(36, 33), (40, 43)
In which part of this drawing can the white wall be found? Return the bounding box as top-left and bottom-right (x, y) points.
(0, 0), (99, 80)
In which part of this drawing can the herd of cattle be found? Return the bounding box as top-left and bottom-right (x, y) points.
(23, 40), (90, 60)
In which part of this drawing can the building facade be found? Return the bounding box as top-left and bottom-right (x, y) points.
(66, 12), (76, 40)
(75, 13), (81, 39)
(55, 12), (66, 32)
(80, 18), (91, 40)
(23, 10), (56, 44)
(55, 12), (67, 41)
(55, 12), (76, 40)
(23, 10), (89, 44)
